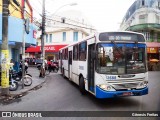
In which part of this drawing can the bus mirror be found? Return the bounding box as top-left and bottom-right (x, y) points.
(91, 51), (96, 59)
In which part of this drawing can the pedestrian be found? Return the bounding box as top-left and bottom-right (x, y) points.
(24, 60), (29, 73)
(47, 59), (52, 72)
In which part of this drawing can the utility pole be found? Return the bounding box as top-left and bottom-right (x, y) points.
(39, 0), (46, 77)
(1, 0), (10, 95)
(21, 0), (26, 88)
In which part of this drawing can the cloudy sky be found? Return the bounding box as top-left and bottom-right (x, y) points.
(29, 0), (136, 31)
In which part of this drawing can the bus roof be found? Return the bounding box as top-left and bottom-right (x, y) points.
(59, 31), (145, 51)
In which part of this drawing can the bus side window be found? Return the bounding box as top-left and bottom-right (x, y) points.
(79, 42), (87, 61)
(73, 44), (78, 60)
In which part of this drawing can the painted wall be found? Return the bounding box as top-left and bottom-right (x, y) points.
(0, 14), (36, 45)
(0, 0), (36, 45)
(44, 30), (87, 46)
(0, 0), (32, 19)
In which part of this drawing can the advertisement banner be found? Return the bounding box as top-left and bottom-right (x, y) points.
(147, 48), (158, 53)
(1, 50), (9, 88)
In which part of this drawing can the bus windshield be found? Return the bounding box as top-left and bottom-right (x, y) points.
(96, 43), (146, 74)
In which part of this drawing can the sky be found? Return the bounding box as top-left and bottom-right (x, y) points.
(29, 0), (136, 31)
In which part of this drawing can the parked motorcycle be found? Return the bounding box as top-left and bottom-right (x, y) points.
(9, 76), (19, 91)
(11, 69), (32, 86)
(0, 70), (19, 91)
(50, 62), (59, 73)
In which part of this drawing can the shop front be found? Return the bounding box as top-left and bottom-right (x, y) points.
(25, 45), (67, 61)
(146, 42), (160, 60)
(146, 42), (160, 71)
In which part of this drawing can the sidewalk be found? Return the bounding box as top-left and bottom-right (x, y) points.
(0, 67), (46, 101)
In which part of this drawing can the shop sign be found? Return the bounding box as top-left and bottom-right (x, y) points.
(147, 48), (158, 53)
(44, 46), (55, 51)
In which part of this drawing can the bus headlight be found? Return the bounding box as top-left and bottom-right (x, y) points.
(136, 81), (148, 89)
(98, 84), (116, 91)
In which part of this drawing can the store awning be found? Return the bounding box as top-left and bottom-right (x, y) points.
(25, 45), (68, 53)
(0, 41), (15, 45)
(146, 42), (160, 47)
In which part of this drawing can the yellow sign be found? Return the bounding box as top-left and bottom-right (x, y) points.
(147, 48), (158, 53)
(1, 50), (9, 88)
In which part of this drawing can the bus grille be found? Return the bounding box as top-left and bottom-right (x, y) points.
(112, 83), (139, 90)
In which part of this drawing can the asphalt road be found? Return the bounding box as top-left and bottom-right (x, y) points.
(0, 70), (160, 120)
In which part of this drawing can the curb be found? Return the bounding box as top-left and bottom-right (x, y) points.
(0, 77), (46, 103)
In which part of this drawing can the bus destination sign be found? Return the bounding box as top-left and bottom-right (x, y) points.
(108, 36), (132, 41)
(99, 32), (145, 42)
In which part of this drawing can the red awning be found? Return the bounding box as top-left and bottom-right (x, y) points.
(146, 42), (160, 47)
(25, 45), (67, 53)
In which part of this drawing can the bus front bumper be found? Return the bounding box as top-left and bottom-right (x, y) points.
(95, 86), (148, 99)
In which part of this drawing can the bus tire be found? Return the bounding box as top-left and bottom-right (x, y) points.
(79, 76), (86, 95)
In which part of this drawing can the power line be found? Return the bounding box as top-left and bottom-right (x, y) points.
(37, 0), (42, 6)
(46, 17), (96, 30)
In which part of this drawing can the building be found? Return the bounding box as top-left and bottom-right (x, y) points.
(120, 0), (160, 61)
(25, 10), (96, 61)
(0, 0), (37, 69)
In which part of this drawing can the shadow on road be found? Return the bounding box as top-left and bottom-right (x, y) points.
(60, 74), (144, 110)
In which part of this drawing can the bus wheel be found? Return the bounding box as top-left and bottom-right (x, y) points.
(79, 76), (86, 95)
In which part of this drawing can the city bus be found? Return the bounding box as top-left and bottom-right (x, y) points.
(59, 31), (148, 98)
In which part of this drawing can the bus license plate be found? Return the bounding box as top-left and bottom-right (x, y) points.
(122, 92), (132, 96)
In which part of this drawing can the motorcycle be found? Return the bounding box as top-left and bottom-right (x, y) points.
(0, 70), (19, 91)
(11, 69), (32, 86)
(50, 62), (59, 73)
(9, 76), (19, 91)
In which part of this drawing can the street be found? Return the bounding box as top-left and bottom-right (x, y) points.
(0, 68), (160, 120)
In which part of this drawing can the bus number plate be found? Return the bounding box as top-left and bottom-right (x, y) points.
(122, 92), (132, 96)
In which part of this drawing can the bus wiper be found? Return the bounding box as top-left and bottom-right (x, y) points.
(111, 41), (124, 57)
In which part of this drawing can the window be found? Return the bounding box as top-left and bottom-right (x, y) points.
(143, 32), (150, 41)
(158, 2), (160, 9)
(49, 34), (52, 43)
(96, 43), (146, 74)
(79, 42), (87, 61)
(63, 32), (66, 41)
(73, 32), (78, 41)
(62, 50), (65, 60)
(64, 48), (68, 60)
(46, 34), (48, 43)
(142, 0), (145, 6)
(73, 44), (78, 60)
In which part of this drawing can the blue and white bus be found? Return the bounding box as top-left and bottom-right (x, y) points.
(59, 31), (148, 98)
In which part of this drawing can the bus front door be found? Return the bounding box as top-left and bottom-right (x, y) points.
(88, 44), (95, 93)
(68, 51), (72, 80)
(60, 53), (62, 73)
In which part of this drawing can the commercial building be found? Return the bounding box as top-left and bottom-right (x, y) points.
(25, 10), (96, 61)
(0, 0), (37, 70)
(120, 0), (160, 61)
